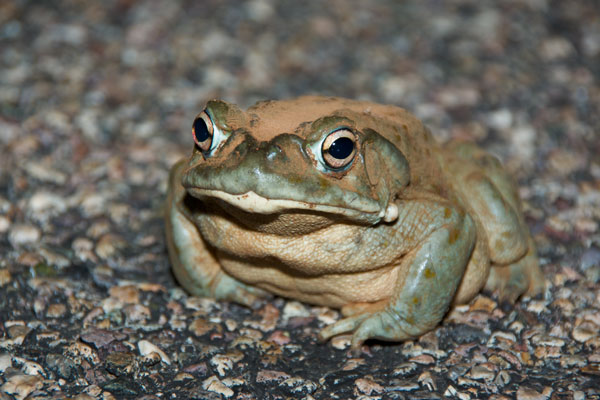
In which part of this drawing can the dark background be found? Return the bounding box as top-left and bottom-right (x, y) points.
(1, 0), (599, 398)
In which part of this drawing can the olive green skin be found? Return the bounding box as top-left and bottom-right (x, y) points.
(166, 96), (543, 347)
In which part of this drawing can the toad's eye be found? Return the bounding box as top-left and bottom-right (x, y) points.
(321, 128), (357, 169)
(193, 112), (214, 152)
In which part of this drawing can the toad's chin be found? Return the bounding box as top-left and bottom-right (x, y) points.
(187, 188), (399, 226)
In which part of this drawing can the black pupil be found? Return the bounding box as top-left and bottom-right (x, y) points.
(194, 118), (210, 143)
(328, 137), (354, 159)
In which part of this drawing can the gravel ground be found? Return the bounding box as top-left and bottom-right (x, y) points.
(1, 0), (599, 399)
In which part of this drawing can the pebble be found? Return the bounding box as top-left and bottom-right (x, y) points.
(281, 377), (317, 394)
(80, 329), (127, 349)
(189, 317), (222, 337)
(0, 269), (11, 286)
(527, 301), (548, 314)
(355, 377), (384, 395)
(467, 364), (496, 382)
(330, 335), (351, 350)
(282, 301), (310, 322)
(202, 375), (234, 398)
(137, 340), (170, 365)
(393, 362), (418, 376)
(210, 352), (243, 376)
(27, 191), (66, 221)
(409, 354), (435, 365)
(516, 386), (552, 400)
(418, 371), (437, 391)
(314, 307), (339, 325)
(0, 373), (43, 400)
(8, 224), (41, 247)
(255, 369), (290, 383)
(95, 233), (126, 259)
(46, 303), (67, 318)
(572, 324), (598, 343)
(0, 215), (10, 233)
(105, 351), (136, 376)
(0, 354), (13, 373)
(109, 285), (140, 304)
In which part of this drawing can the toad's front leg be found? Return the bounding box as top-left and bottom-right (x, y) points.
(319, 200), (477, 347)
(166, 160), (270, 308)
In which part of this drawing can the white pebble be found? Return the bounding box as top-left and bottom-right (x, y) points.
(137, 340), (170, 365)
(9, 224), (41, 247)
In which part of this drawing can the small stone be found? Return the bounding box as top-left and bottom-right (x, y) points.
(80, 329), (127, 349)
(494, 370), (511, 386)
(0, 269), (11, 286)
(0, 373), (43, 400)
(409, 354), (435, 365)
(138, 340), (170, 365)
(531, 334), (565, 348)
(393, 362), (418, 376)
(267, 330), (290, 346)
(109, 285), (140, 304)
(342, 358), (366, 371)
(95, 234), (126, 259)
(123, 304), (150, 323)
(418, 371), (437, 391)
(0, 354), (13, 373)
(105, 351), (136, 376)
(526, 301), (548, 314)
(488, 331), (517, 349)
(355, 377), (384, 395)
(174, 372), (194, 382)
(210, 352), (243, 376)
(468, 364), (496, 381)
(0, 215), (10, 233)
(7, 325), (31, 340)
(516, 386), (550, 400)
(46, 354), (76, 379)
(38, 247), (70, 269)
(281, 377), (317, 394)
(24, 162), (67, 184)
(314, 307), (338, 325)
(573, 391), (585, 400)
(256, 370), (290, 383)
(46, 303), (67, 318)
(560, 355), (586, 368)
(330, 335), (351, 350)
(581, 363), (600, 376)
(572, 325), (598, 343)
(189, 317), (222, 337)
(202, 375), (234, 398)
(27, 191), (67, 221)
(282, 301), (310, 322)
(8, 224), (41, 247)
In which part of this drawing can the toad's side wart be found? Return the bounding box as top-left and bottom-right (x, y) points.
(165, 96), (544, 347)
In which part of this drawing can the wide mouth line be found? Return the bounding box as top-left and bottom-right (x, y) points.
(187, 188), (381, 216)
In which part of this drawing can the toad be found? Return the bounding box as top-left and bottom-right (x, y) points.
(165, 96), (544, 347)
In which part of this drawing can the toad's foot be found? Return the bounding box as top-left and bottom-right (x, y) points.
(484, 237), (544, 303)
(213, 272), (272, 309)
(319, 309), (419, 348)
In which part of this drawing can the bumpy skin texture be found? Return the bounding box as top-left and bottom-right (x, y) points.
(165, 96), (544, 347)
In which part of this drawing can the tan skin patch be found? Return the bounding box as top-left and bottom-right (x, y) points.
(448, 228), (460, 244)
(424, 268), (436, 279)
(444, 207), (452, 219)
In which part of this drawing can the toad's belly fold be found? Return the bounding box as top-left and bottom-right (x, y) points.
(219, 255), (400, 308)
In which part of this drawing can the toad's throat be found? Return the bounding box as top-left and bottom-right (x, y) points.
(187, 188), (386, 222)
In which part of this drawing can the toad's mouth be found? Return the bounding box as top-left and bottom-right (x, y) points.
(187, 188), (399, 224)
